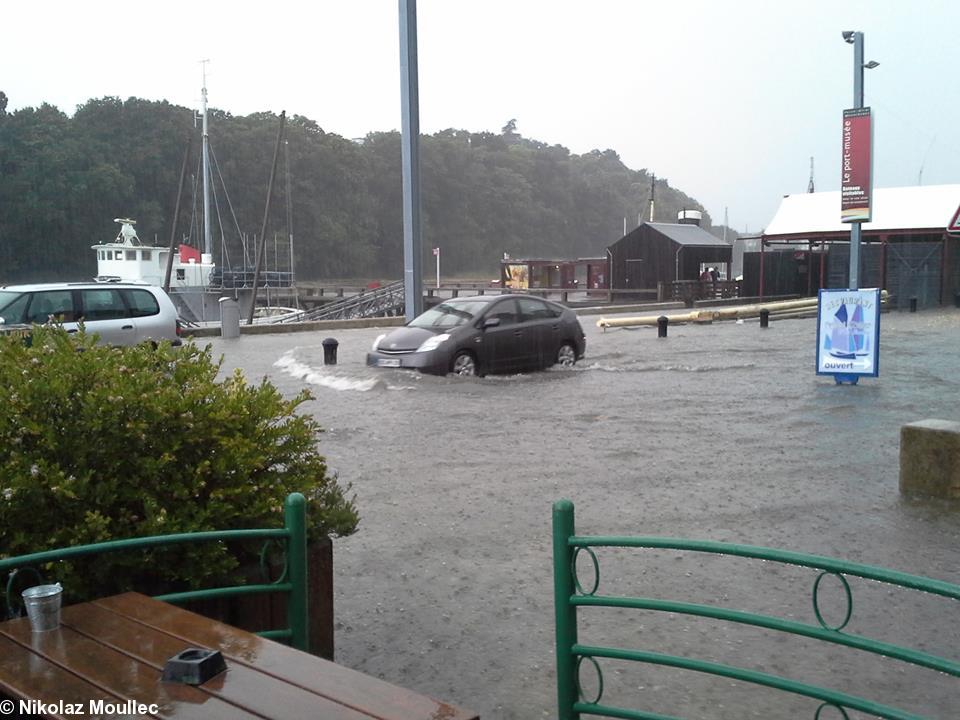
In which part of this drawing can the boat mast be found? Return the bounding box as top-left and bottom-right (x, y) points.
(284, 139), (295, 283)
(200, 60), (212, 257)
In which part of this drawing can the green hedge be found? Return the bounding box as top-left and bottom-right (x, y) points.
(0, 326), (358, 599)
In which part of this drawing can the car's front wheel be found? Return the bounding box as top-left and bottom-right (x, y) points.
(556, 342), (577, 368)
(451, 351), (478, 377)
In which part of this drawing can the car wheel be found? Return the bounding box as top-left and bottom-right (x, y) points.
(451, 351), (478, 377)
(556, 342), (577, 368)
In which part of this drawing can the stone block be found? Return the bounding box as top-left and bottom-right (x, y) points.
(899, 419), (960, 499)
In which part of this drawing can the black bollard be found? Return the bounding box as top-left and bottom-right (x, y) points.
(322, 337), (339, 365)
(909, 297), (918, 313)
(657, 316), (668, 338)
(955, 292), (960, 309)
(759, 309), (770, 328)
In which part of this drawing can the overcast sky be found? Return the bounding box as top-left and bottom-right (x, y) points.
(4, 1), (959, 234)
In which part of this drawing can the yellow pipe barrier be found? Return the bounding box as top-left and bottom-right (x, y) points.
(596, 298), (817, 329)
(597, 292), (887, 330)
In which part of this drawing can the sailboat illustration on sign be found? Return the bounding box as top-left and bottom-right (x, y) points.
(825, 303), (869, 359)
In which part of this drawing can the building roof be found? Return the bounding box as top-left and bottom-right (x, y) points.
(763, 184), (960, 237)
(647, 222), (731, 247)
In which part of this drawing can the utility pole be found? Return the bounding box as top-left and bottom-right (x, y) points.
(399, 0), (423, 319)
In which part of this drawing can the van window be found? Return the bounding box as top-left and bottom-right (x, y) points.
(80, 288), (129, 321)
(26, 291), (76, 324)
(121, 289), (160, 318)
(0, 291), (32, 324)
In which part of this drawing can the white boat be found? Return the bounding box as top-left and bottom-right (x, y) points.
(92, 68), (296, 324)
(92, 218), (225, 322)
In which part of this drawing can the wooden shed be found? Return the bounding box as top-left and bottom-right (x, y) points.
(607, 222), (732, 296)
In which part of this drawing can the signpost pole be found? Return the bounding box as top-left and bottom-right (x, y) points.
(830, 31), (879, 385)
(849, 31), (865, 291)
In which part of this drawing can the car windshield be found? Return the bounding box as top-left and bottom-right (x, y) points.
(409, 299), (490, 329)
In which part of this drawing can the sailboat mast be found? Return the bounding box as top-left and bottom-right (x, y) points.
(284, 139), (295, 282)
(201, 60), (212, 257)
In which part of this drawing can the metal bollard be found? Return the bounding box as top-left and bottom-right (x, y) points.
(909, 297), (918, 313)
(322, 338), (339, 365)
(219, 297), (241, 339)
(657, 316), (668, 338)
(759, 309), (770, 328)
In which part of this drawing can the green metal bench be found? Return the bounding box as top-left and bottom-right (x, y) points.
(552, 499), (959, 720)
(1, 492), (309, 651)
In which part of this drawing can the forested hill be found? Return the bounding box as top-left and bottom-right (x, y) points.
(0, 93), (735, 283)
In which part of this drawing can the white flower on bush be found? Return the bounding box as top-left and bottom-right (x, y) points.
(2, 488), (13, 501)
(30, 464), (39, 477)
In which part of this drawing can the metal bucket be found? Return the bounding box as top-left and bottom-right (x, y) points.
(22, 583), (63, 632)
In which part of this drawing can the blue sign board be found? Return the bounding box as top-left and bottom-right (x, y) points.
(816, 288), (881, 385)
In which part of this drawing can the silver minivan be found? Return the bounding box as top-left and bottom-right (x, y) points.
(0, 283), (182, 346)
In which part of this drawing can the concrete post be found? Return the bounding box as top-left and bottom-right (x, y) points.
(899, 419), (960, 499)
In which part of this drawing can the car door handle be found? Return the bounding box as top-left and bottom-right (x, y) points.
(513, 330), (523, 337)
(551, 324), (560, 330)
(122, 324), (134, 330)
(66, 329), (78, 334)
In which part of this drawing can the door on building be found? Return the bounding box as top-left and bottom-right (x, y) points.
(885, 242), (942, 310)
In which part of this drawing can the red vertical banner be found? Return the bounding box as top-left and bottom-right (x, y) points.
(841, 107), (873, 223)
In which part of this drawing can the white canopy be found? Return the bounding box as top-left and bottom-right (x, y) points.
(763, 184), (960, 237)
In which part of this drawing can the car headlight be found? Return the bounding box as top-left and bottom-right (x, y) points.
(416, 333), (450, 352)
(371, 333), (386, 351)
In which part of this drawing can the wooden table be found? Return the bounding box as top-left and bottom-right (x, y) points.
(0, 592), (478, 719)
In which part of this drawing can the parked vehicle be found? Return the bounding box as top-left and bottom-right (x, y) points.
(367, 294), (586, 376)
(0, 283), (182, 346)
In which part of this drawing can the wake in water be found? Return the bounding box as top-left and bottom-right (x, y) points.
(274, 350), (417, 392)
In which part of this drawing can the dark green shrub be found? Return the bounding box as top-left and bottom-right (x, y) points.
(0, 326), (358, 600)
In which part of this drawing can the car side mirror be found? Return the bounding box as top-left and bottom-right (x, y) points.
(481, 317), (501, 329)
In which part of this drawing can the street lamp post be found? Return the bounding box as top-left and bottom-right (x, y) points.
(842, 30), (879, 290)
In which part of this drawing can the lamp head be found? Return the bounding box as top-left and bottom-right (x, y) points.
(864, 60), (880, 69)
(842, 31), (856, 44)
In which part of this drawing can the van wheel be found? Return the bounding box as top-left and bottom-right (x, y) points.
(556, 343), (577, 368)
(451, 351), (478, 377)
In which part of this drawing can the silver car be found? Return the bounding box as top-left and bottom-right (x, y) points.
(0, 283), (182, 346)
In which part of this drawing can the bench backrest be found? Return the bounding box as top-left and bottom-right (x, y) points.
(552, 499), (959, 719)
(1, 492), (309, 651)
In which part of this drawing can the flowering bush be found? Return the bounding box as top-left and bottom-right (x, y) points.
(0, 326), (358, 599)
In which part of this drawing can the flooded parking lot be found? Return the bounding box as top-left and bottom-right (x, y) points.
(205, 307), (960, 719)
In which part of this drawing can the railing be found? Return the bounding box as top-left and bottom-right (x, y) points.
(552, 499), (959, 720)
(212, 268), (295, 289)
(283, 280), (406, 323)
(1, 493), (309, 651)
(670, 280), (741, 305)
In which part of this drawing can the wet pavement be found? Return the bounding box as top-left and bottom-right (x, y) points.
(203, 306), (960, 719)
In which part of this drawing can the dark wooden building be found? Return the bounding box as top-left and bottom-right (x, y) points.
(607, 221), (732, 297)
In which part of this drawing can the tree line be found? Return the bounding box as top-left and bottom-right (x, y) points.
(0, 93), (735, 283)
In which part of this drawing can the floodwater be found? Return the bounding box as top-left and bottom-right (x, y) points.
(206, 307), (960, 719)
